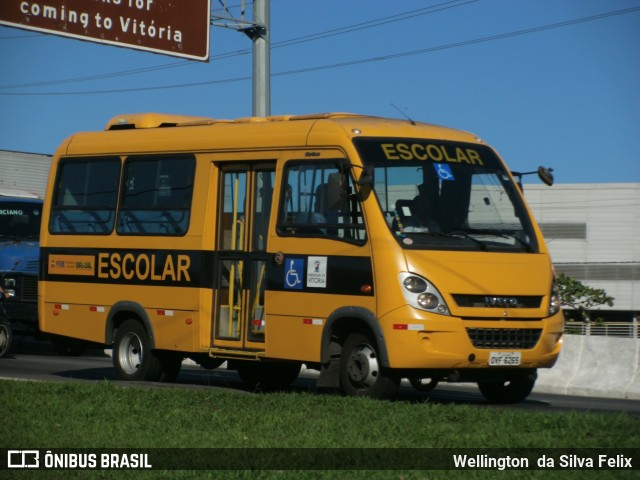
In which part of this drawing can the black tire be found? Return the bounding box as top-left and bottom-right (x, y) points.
(113, 320), (163, 381)
(409, 376), (439, 393)
(236, 361), (301, 391)
(197, 356), (225, 370)
(0, 320), (12, 358)
(339, 332), (399, 399)
(157, 351), (183, 383)
(478, 370), (536, 404)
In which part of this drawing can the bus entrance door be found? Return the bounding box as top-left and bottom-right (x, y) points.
(212, 164), (275, 355)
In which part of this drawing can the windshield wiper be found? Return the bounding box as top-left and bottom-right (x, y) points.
(493, 232), (533, 252)
(448, 230), (489, 250)
(454, 228), (533, 252)
(427, 230), (488, 251)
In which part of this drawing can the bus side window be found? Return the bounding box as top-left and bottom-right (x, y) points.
(117, 155), (196, 236)
(277, 161), (366, 244)
(49, 157), (120, 235)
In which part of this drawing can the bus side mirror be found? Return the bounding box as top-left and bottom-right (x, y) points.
(537, 166), (554, 186)
(357, 165), (373, 187)
(512, 165), (554, 191)
(327, 172), (348, 212)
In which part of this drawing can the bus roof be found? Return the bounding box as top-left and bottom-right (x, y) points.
(103, 112), (365, 130)
(59, 112), (483, 157)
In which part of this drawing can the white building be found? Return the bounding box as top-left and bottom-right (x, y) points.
(526, 183), (640, 324)
(0, 150), (52, 198)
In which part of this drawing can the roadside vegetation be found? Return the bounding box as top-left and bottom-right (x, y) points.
(2, 380), (638, 479)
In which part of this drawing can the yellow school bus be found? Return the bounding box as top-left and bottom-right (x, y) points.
(39, 112), (563, 403)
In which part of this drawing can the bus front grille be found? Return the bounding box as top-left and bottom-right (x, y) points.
(466, 328), (542, 349)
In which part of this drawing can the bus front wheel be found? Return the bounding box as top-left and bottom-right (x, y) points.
(339, 332), (399, 399)
(477, 370), (536, 404)
(113, 320), (163, 381)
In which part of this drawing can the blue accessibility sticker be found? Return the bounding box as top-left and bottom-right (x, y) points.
(434, 163), (455, 181)
(284, 258), (304, 290)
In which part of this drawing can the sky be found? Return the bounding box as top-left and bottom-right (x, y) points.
(1, 0), (639, 184)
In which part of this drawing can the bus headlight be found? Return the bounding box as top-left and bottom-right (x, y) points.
(399, 273), (450, 316)
(403, 275), (427, 293)
(417, 293), (439, 310)
(549, 278), (561, 316)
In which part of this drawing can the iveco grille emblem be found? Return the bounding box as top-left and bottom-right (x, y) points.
(484, 296), (519, 308)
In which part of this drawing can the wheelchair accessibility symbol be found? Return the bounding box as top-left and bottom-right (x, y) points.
(284, 258), (304, 290)
(434, 163), (455, 181)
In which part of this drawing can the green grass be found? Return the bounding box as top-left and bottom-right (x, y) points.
(1, 380), (638, 479)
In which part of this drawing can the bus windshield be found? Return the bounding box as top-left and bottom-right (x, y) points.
(0, 201), (42, 241)
(354, 137), (537, 252)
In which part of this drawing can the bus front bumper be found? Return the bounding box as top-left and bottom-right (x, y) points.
(380, 306), (564, 371)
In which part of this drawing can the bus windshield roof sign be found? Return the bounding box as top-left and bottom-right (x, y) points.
(353, 138), (502, 170)
(0, 0), (211, 61)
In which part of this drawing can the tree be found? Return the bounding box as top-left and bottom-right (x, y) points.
(556, 272), (614, 322)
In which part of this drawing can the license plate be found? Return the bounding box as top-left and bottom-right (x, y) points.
(489, 352), (521, 366)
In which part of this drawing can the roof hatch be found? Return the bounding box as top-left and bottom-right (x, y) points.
(105, 113), (216, 130)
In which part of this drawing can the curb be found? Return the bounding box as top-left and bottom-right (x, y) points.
(535, 335), (640, 400)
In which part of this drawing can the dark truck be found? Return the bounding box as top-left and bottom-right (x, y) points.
(0, 190), (42, 333)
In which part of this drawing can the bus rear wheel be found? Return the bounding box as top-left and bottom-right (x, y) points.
(339, 332), (399, 399)
(113, 320), (163, 381)
(477, 370), (536, 404)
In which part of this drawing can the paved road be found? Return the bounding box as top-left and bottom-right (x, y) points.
(2, 334), (640, 415)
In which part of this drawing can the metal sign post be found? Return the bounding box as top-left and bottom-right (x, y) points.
(251, 0), (270, 117)
(211, 0), (270, 117)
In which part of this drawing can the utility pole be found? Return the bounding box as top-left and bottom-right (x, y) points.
(211, 0), (270, 117)
(251, 0), (270, 117)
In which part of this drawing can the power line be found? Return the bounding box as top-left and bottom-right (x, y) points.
(1, 5), (638, 96)
(211, 1), (251, 16)
(0, 62), (194, 89)
(271, 0), (480, 49)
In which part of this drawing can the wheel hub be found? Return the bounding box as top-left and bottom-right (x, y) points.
(347, 345), (378, 387)
(119, 332), (143, 375)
